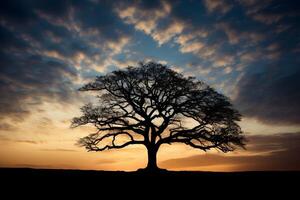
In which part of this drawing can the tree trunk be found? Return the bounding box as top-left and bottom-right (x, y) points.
(145, 147), (159, 171)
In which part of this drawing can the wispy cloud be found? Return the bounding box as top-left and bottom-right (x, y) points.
(160, 133), (300, 171)
(40, 148), (77, 152)
(203, 0), (233, 14)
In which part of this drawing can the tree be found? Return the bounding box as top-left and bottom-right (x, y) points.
(72, 62), (245, 171)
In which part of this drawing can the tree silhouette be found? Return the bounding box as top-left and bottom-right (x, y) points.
(72, 62), (245, 171)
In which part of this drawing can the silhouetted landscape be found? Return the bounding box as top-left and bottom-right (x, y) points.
(71, 62), (245, 172)
(1, 168), (299, 185)
(1, 168), (298, 198)
(1, 1), (300, 191)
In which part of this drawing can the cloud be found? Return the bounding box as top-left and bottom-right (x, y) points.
(252, 13), (283, 25)
(238, 0), (273, 15)
(203, 0), (233, 14)
(239, 50), (262, 63)
(0, 135), (44, 144)
(212, 55), (234, 68)
(0, 123), (15, 131)
(223, 66), (233, 74)
(239, 0), (298, 27)
(0, 0), (132, 122)
(116, 0), (230, 71)
(234, 65), (300, 125)
(14, 140), (43, 144)
(152, 20), (185, 45)
(116, 0), (199, 57)
(1, 0), (299, 128)
(179, 41), (205, 54)
(118, 0), (298, 127)
(40, 148), (77, 152)
(115, 0), (171, 35)
(216, 22), (265, 45)
(0, 51), (77, 121)
(160, 133), (300, 171)
(116, 0), (268, 84)
(0, 0), (299, 172)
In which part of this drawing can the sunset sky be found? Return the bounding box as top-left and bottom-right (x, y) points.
(0, 0), (299, 171)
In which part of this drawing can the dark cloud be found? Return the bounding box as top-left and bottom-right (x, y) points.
(0, 51), (77, 120)
(0, 122), (15, 131)
(158, 0), (300, 125)
(231, 1), (300, 125)
(0, 0), (299, 127)
(35, 0), (72, 17)
(0, 25), (29, 50)
(235, 64), (300, 124)
(74, 0), (131, 41)
(160, 132), (300, 171)
(0, 0), (132, 121)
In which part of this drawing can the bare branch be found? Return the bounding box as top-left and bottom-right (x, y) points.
(72, 61), (245, 169)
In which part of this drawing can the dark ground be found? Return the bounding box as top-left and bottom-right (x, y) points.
(1, 168), (298, 196)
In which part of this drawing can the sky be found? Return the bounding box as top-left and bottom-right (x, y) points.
(0, 0), (299, 171)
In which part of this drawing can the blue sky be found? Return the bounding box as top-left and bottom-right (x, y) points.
(0, 0), (299, 170)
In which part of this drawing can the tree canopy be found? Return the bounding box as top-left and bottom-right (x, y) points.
(72, 62), (245, 171)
